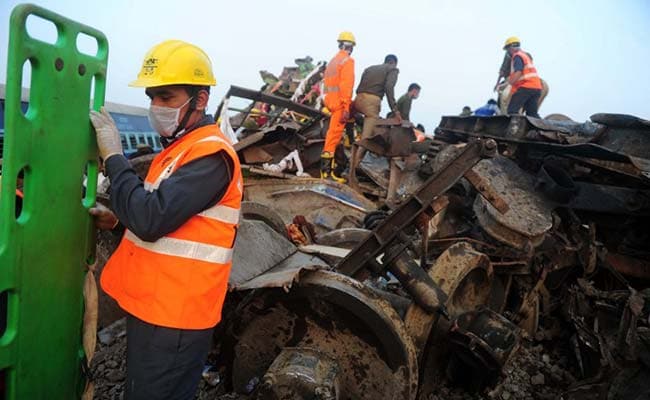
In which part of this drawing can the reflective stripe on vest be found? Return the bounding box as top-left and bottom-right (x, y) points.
(124, 230), (233, 264)
(324, 85), (340, 93)
(520, 72), (540, 80)
(198, 204), (240, 224)
(324, 56), (349, 78)
(144, 136), (233, 192)
(323, 53), (350, 94)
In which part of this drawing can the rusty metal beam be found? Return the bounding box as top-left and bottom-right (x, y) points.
(336, 139), (497, 277)
(464, 168), (510, 214)
(216, 85), (325, 119)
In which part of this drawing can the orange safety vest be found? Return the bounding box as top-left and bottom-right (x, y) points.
(323, 49), (355, 111)
(101, 124), (243, 329)
(509, 50), (542, 94)
(413, 129), (426, 142)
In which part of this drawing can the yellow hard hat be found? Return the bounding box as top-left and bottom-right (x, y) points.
(503, 36), (521, 49)
(130, 40), (216, 88)
(337, 31), (356, 45)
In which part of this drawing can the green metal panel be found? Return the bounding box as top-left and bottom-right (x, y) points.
(0, 4), (108, 398)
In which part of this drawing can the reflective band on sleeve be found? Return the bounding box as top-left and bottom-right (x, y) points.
(125, 230), (233, 264)
(324, 86), (340, 93)
(198, 205), (240, 224)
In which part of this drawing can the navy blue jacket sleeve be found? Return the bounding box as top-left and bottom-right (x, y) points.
(513, 55), (524, 72)
(105, 151), (234, 242)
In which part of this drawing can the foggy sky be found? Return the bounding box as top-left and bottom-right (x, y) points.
(1, 0), (649, 130)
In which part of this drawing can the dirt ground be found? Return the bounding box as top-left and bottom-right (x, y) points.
(91, 318), (575, 400)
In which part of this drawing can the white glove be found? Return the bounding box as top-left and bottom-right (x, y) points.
(89, 106), (123, 160)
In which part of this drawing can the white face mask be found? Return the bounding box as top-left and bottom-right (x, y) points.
(148, 97), (193, 137)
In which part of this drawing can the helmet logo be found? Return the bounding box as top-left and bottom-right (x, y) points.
(143, 57), (158, 76)
(129, 40), (216, 87)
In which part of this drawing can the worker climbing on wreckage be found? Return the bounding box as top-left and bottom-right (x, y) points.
(387, 82), (421, 122)
(88, 40), (242, 400)
(349, 54), (401, 180)
(321, 31), (356, 183)
(496, 36), (544, 118)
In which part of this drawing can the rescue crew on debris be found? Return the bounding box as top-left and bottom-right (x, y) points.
(321, 31), (356, 183)
(88, 40), (242, 400)
(354, 54), (401, 136)
(350, 54), (400, 178)
(388, 82), (421, 121)
(497, 36), (543, 118)
(474, 99), (499, 116)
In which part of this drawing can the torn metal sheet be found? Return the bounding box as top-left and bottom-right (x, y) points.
(435, 114), (650, 181)
(233, 131), (265, 152)
(231, 261), (324, 292)
(359, 152), (390, 189)
(230, 220), (297, 287)
(356, 123), (416, 157)
(436, 114), (600, 143)
(269, 185), (370, 212)
(315, 228), (371, 249)
(244, 178), (375, 234)
(299, 244), (350, 259)
(241, 146), (273, 164)
(589, 113), (650, 160)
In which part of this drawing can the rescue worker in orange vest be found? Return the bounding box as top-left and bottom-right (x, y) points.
(498, 36), (543, 118)
(88, 40), (242, 400)
(321, 31), (356, 183)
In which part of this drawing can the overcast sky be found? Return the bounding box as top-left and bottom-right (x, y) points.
(1, 0), (649, 130)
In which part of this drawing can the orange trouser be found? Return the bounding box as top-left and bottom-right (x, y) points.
(323, 108), (346, 154)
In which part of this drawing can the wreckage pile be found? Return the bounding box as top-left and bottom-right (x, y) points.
(93, 57), (650, 399)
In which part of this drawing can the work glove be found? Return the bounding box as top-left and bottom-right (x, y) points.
(89, 107), (123, 160)
(89, 202), (119, 230)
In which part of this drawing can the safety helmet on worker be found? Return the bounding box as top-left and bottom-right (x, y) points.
(337, 31), (356, 46)
(130, 40), (217, 88)
(503, 36), (521, 49)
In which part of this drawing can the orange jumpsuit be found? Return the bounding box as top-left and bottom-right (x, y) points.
(322, 49), (355, 154)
